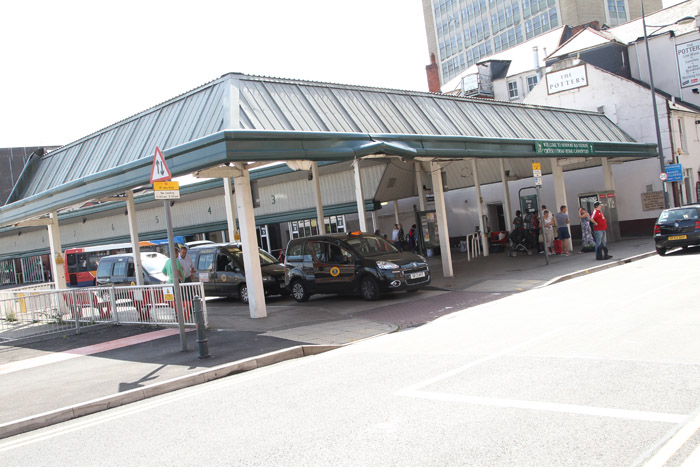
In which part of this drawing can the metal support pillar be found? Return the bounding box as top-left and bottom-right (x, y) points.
(471, 159), (489, 257)
(551, 161), (572, 252)
(415, 162), (427, 212)
(311, 162), (326, 235)
(126, 190), (144, 285)
(47, 211), (67, 290)
(223, 177), (238, 242)
(353, 158), (367, 232)
(393, 200), (400, 224)
(233, 166), (267, 319)
(499, 158), (513, 232)
(430, 161), (453, 278)
(601, 157), (615, 192)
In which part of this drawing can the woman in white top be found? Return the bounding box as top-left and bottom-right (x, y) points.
(542, 209), (555, 255)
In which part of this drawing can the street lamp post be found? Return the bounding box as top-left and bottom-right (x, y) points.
(640, 2), (696, 209)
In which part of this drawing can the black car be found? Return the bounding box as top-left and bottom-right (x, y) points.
(284, 232), (431, 302)
(653, 204), (700, 255)
(188, 243), (287, 303)
(95, 253), (169, 286)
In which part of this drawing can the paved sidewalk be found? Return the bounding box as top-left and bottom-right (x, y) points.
(0, 236), (656, 438)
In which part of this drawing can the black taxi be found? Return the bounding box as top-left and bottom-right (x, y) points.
(284, 232), (431, 302)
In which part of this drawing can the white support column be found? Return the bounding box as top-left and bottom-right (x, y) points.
(601, 157), (615, 191)
(371, 210), (379, 233)
(471, 158), (489, 257)
(47, 211), (67, 290)
(353, 158), (368, 232)
(551, 161), (572, 252)
(499, 158), (513, 232)
(223, 177), (238, 242)
(430, 161), (453, 278)
(125, 190), (144, 286)
(415, 162), (426, 212)
(393, 200), (400, 224)
(311, 162), (326, 235)
(233, 167), (267, 319)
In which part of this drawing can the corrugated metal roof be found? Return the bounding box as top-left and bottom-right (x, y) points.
(5, 72), (649, 216)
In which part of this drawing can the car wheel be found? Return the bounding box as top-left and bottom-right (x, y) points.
(359, 276), (380, 301)
(656, 247), (666, 256)
(291, 280), (310, 302)
(239, 284), (249, 304)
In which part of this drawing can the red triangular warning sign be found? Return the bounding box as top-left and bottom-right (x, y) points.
(150, 146), (172, 183)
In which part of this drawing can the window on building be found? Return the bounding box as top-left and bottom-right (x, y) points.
(607, 0), (627, 26)
(525, 20), (533, 39)
(513, 2), (521, 22)
(508, 81), (519, 99)
(494, 35), (503, 52)
(549, 8), (558, 27)
(527, 75), (539, 91)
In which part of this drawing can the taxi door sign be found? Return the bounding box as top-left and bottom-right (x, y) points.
(150, 146), (172, 183)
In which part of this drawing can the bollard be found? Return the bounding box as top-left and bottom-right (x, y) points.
(192, 296), (210, 359)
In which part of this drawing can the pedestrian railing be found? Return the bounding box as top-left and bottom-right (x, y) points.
(460, 232), (483, 261)
(0, 282), (206, 343)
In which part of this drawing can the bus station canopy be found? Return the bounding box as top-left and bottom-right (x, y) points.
(1, 72), (656, 226)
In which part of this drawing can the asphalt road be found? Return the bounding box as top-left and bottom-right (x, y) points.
(1, 249), (699, 466)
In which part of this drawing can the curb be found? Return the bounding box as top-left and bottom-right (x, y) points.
(538, 251), (656, 288)
(0, 344), (339, 440)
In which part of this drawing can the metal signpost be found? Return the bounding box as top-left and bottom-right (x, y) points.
(151, 146), (187, 351)
(532, 162), (549, 266)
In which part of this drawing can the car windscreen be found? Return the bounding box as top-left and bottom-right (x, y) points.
(224, 246), (279, 265)
(96, 261), (113, 278)
(658, 208), (699, 223)
(142, 256), (168, 275)
(345, 236), (399, 257)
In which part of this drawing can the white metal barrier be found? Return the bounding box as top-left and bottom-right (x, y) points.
(459, 232), (483, 261)
(0, 283), (207, 343)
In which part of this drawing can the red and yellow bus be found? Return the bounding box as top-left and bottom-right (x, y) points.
(64, 237), (184, 287)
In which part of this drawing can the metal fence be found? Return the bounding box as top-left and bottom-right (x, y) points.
(0, 282), (206, 343)
(20, 256), (45, 283)
(1, 259), (17, 286)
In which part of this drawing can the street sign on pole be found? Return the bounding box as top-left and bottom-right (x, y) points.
(665, 164), (683, 182)
(154, 181), (181, 199)
(150, 146), (172, 183)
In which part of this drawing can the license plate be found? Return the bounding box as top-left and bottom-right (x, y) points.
(669, 235), (687, 240)
(409, 271), (426, 279)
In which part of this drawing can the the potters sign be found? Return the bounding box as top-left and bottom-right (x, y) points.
(546, 64), (588, 94)
(676, 39), (700, 88)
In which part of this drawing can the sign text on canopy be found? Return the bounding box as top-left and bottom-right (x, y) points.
(535, 141), (595, 155)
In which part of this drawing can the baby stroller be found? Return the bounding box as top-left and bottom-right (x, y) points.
(508, 227), (537, 256)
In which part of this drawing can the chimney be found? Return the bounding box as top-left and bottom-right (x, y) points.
(426, 53), (441, 93)
(533, 46), (541, 78)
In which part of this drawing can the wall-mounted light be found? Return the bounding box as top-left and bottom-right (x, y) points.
(18, 231), (21, 236)
(82, 217), (87, 223)
(307, 170), (313, 181)
(170, 201), (176, 207)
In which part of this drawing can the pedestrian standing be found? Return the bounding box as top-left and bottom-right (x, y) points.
(591, 202), (612, 260)
(397, 224), (405, 251)
(408, 224), (417, 252)
(162, 251), (184, 284)
(554, 205), (571, 256)
(578, 207), (595, 253)
(179, 246), (195, 283)
(392, 224), (400, 246)
(542, 209), (555, 255)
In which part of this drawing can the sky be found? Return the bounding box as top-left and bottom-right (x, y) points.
(0, 0), (686, 148)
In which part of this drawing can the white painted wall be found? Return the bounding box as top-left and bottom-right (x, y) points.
(629, 31), (700, 109)
(524, 61), (696, 221)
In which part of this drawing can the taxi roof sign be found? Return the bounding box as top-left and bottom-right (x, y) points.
(150, 146), (172, 183)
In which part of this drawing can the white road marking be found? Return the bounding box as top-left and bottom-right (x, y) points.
(681, 442), (700, 466)
(396, 326), (568, 395)
(0, 356), (310, 452)
(404, 390), (686, 424)
(644, 410), (700, 467)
